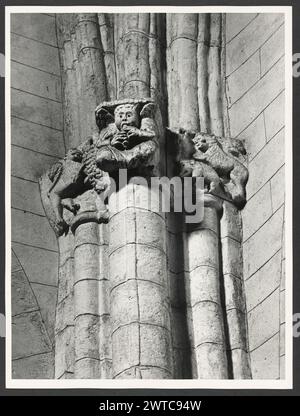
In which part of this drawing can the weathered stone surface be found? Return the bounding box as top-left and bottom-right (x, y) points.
(11, 89), (63, 130)
(245, 250), (281, 311)
(11, 13), (58, 47)
(226, 308), (248, 350)
(280, 323), (285, 356)
(186, 266), (220, 307)
(270, 166), (285, 212)
(248, 289), (280, 351)
(226, 51), (260, 106)
(242, 182), (273, 241)
(11, 250), (22, 273)
(250, 333), (280, 379)
(231, 349), (252, 379)
(220, 201), (242, 242)
(31, 283), (57, 342)
(12, 177), (45, 216)
(55, 326), (75, 378)
(11, 33), (60, 75)
(229, 57), (284, 137)
(246, 129), (284, 198)
(223, 273), (245, 312)
(13, 351), (55, 379)
(260, 25), (285, 76)
(12, 270), (38, 316)
(243, 206), (284, 278)
(264, 91), (285, 142)
(221, 237), (242, 278)
(12, 209), (58, 252)
(112, 322), (140, 377)
(185, 229), (219, 271)
(192, 301), (225, 346)
(11, 116), (65, 158)
(13, 242), (59, 286)
(225, 13), (258, 44)
(11, 61), (61, 102)
(226, 13), (284, 75)
(12, 311), (51, 359)
(12, 146), (60, 183)
(236, 114), (266, 161)
(195, 343), (228, 379)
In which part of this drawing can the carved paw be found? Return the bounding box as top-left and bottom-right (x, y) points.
(56, 218), (69, 236)
(62, 199), (80, 214)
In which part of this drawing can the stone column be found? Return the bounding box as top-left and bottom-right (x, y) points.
(108, 183), (172, 379)
(184, 194), (228, 378)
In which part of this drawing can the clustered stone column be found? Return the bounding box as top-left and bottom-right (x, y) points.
(39, 12), (252, 380)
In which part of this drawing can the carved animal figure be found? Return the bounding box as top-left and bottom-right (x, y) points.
(192, 132), (249, 208)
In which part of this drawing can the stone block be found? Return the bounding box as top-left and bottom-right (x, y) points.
(243, 206), (283, 278)
(11, 33), (60, 75)
(11, 116), (65, 158)
(111, 280), (139, 332)
(261, 25), (285, 76)
(250, 333), (280, 379)
(231, 349), (252, 379)
(192, 301), (225, 345)
(12, 209), (58, 252)
(55, 293), (74, 335)
(229, 57), (284, 137)
(248, 289), (280, 351)
(220, 201), (242, 242)
(12, 61), (61, 102)
(223, 273), (245, 312)
(242, 182), (273, 241)
(226, 13), (258, 44)
(74, 314), (100, 360)
(140, 323), (172, 371)
(12, 145), (60, 183)
(185, 229), (219, 271)
(12, 270), (38, 316)
(226, 51), (260, 105)
(221, 237), (242, 278)
(138, 280), (170, 327)
(264, 91), (285, 142)
(270, 166), (285, 212)
(236, 114), (266, 161)
(74, 280), (99, 316)
(11, 13), (58, 47)
(186, 266), (220, 307)
(245, 250), (281, 311)
(226, 13), (284, 74)
(195, 343), (228, 379)
(12, 351), (54, 379)
(12, 310), (51, 359)
(11, 176), (45, 216)
(11, 89), (63, 130)
(281, 259), (285, 291)
(98, 278), (110, 317)
(246, 128), (285, 199)
(75, 357), (101, 379)
(226, 308), (248, 350)
(55, 326), (75, 377)
(31, 283), (57, 342)
(74, 222), (100, 247)
(12, 242), (59, 286)
(112, 322), (140, 377)
(74, 246), (100, 283)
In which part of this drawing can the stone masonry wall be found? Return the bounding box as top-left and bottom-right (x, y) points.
(225, 13), (285, 379)
(11, 13), (64, 378)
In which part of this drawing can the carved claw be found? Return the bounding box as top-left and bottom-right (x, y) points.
(62, 199), (80, 214)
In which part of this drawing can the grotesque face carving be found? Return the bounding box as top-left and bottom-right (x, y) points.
(114, 104), (140, 131)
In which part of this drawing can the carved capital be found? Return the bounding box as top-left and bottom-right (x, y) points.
(40, 98), (160, 236)
(169, 128), (249, 209)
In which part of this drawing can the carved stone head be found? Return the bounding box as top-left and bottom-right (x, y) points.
(193, 132), (218, 153)
(114, 103), (140, 131)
